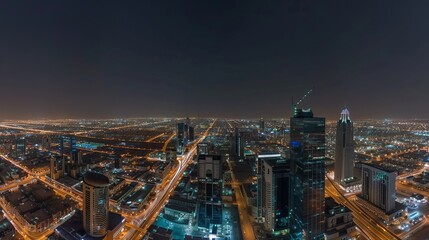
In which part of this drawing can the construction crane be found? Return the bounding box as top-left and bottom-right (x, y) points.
(292, 88), (313, 113)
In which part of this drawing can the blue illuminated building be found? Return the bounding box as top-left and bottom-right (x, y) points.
(290, 108), (326, 240)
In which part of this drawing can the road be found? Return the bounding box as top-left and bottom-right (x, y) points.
(126, 120), (216, 239)
(226, 158), (255, 240)
(325, 176), (399, 240)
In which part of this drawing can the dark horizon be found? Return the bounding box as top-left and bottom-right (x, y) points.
(1, 1), (429, 120)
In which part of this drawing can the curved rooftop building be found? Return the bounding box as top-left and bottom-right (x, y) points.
(83, 172), (110, 237)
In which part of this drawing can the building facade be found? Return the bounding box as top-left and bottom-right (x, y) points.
(360, 162), (396, 213)
(197, 155), (223, 228)
(290, 108), (326, 240)
(334, 108), (355, 185)
(262, 157), (291, 236)
(83, 172), (110, 237)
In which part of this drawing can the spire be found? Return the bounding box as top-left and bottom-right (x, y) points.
(340, 108), (351, 123)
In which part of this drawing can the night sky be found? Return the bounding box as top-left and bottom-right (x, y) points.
(1, 1), (429, 120)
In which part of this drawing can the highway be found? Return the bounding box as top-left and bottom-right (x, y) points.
(325, 176), (400, 240)
(226, 158), (256, 240)
(126, 120), (216, 239)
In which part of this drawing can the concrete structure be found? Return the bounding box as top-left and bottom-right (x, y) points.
(15, 137), (26, 160)
(50, 156), (65, 180)
(197, 155), (223, 229)
(177, 123), (186, 155)
(360, 162), (396, 214)
(334, 108), (355, 185)
(256, 152), (282, 223)
(290, 108), (326, 240)
(262, 157), (291, 237)
(325, 197), (355, 240)
(83, 172), (110, 237)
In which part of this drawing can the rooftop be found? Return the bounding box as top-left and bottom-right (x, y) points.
(83, 172), (110, 187)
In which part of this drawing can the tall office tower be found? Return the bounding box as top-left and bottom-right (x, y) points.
(290, 108), (326, 240)
(334, 108), (355, 185)
(230, 128), (244, 160)
(262, 156), (291, 236)
(189, 126), (195, 142)
(15, 137), (26, 160)
(360, 162), (396, 213)
(83, 172), (110, 237)
(70, 136), (79, 164)
(259, 118), (265, 132)
(41, 136), (52, 150)
(185, 117), (191, 140)
(177, 123), (186, 155)
(58, 136), (65, 157)
(256, 153), (282, 222)
(50, 156), (65, 180)
(197, 155), (223, 228)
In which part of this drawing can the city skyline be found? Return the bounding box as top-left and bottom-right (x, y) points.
(1, 1), (429, 119)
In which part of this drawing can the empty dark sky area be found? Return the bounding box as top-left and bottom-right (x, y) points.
(0, 1), (428, 120)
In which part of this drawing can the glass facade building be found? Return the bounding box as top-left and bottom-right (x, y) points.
(290, 108), (326, 240)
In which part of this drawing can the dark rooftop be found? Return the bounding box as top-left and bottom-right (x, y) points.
(83, 172), (110, 187)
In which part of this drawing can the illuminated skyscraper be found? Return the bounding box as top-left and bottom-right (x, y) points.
(259, 118), (265, 132)
(290, 108), (326, 240)
(83, 172), (110, 237)
(50, 156), (65, 180)
(15, 137), (26, 160)
(197, 155), (223, 228)
(70, 136), (79, 164)
(256, 153), (282, 222)
(360, 162), (396, 213)
(230, 128), (244, 160)
(334, 108), (355, 185)
(177, 123), (186, 155)
(262, 156), (291, 236)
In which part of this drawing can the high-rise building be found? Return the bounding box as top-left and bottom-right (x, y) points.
(256, 153), (282, 222)
(259, 118), (265, 132)
(70, 136), (79, 164)
(290, 108), (326, 240)
(15, 137), (26, 160)
(197, 155), (223, 228)
(59, 136), (65, 157)
(262, 156), (291, 236)
(83, 172), (110, 237)
(42, 136), (52, 150)
(177, 123), (186, 155)
(325, 197), (355, 240)
(360, 162), (396, 213)
(189, 126), (195, 142)
(230, 128), (244, 160)
(334, 109), (355, 185)
(50, 156), (65, 180)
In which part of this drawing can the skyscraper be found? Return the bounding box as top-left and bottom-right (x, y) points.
(334, 108), (355, 185)
(290, 108), (326, 240)
(177, 123), (186, 155)
(188, 126), (195, 142)
(256, 153), (282, 222)
(83, 172), (110, 237)
(230, 128), (244, 160)
(15, 137), (26, 160)
(197, 155), (223, 228)
(70, 136), (79, 164)
(360, 162), (396, 213)
(262, 156), (291, 236)
(259, 118), (265, 132)
(50, 156), (65, 180)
